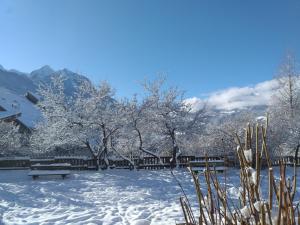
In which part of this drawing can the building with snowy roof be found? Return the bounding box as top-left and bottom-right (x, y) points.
(0, 87), (41, 132)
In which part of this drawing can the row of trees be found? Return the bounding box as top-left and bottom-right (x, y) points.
(1, 54), (299, 167)
(30, 77), (206, 169)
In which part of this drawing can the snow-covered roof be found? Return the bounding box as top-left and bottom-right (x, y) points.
(0, 111), (21, 120)
(0, 87), (41, 128)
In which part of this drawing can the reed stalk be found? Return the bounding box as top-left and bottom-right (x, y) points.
(179, 120), (299, 225)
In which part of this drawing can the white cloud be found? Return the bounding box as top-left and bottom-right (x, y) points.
(183, 97), (205, 112)
(185, 79), (280, 111)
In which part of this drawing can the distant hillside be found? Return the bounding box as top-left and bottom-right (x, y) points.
(0, 66), (36, 94)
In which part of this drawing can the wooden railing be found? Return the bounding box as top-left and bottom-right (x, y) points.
(1, 155), (297, 170)
(0, 155), (229, 170)
(272, 156), (300, 166)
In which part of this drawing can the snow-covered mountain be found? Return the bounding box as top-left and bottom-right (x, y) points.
(0, 65), (91, 97)
(30, 65), (55, 82)
(0, 65), (36, 95)
(30, 66), (91, 97)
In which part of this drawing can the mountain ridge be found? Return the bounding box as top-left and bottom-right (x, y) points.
(0, 64), (91, 97)
(0, 64), (278, 113)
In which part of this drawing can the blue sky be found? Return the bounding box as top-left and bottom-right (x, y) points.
(0, 0), (299, 98)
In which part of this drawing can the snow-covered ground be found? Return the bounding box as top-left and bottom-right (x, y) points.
(0, 168), (298, 225)
(0, 169), (194, 225)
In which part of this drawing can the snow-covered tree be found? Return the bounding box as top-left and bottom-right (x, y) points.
(142, 78), (207, 167)
(122, 95), (164, 165)
(73, 80), (129, 169)
(30, 75), (79, 153)
(32, 74), (209, 168)
(268, 53), (300, 155)
(274, 53), (300, 118)
(0, 121), (25, 156)
(32, 75), (131, 169)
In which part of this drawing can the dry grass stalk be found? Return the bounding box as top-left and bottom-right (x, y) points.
(179, 120), (299, 225)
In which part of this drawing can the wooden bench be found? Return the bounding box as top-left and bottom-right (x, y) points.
(189, 159), (226, 174)
(30, 163), (71, 170)
(28, 163), (71, 179)
(28, 170), (71, 179)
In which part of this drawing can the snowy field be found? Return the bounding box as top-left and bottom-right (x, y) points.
(0, 168), (298, 225)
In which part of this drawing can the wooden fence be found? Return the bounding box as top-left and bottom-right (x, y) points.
(0, 155), (298, 170)
(272, 156), (300, 166)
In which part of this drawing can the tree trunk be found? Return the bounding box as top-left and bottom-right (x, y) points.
(169, 128), (178, 169)
(135, 124), (163, 166)
(171, 145), (178, 168)
(85, 141), (99, 170)
(100, 146), (109, 170)
(94, 155), (99, 170)
(100, 125), (109, 170)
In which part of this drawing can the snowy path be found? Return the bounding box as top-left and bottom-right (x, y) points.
(0, 168), (298, 225)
